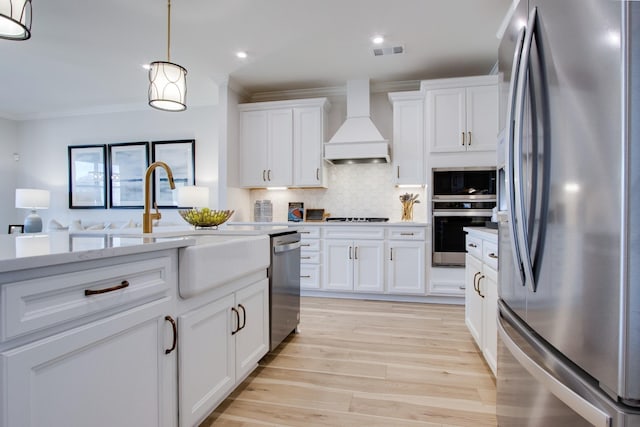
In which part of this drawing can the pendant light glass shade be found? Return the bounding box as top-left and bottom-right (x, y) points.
(0, 0), (32, 40)
(148, 61), (187, 111)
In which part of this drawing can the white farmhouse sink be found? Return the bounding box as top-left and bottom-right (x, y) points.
(178, 234), (270, 298)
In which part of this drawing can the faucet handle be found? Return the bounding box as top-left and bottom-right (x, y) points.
(153, 202), (162, 219)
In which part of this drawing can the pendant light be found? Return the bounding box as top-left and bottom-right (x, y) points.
(0, 0), (32, 40)
(148, 0), (187, 112)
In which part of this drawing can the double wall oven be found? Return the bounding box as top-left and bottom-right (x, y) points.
(432, 168), (496, 266)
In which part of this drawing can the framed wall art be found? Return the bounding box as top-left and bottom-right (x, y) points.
(68, 145), (107, 209)
(151, 139), (195, 208)
(108, 142), (149, 208)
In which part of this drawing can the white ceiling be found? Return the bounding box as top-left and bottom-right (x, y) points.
(0, 0), (511, 120)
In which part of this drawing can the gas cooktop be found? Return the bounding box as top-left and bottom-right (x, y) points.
(324, 217), (389, 222)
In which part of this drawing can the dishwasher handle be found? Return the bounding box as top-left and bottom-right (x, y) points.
(273, 241), (301, 254)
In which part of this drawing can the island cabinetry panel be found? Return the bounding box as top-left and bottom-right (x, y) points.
(0, 251), (178, 427)
(178, 278), (268, 427)
(464, 228), (498, 376)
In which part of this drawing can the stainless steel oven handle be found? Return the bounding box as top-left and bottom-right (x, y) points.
(273, 241), (301, 254)
(433, 211), (493, 217)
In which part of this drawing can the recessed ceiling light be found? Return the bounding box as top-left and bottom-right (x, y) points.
(372, 35), (384, 44)
(236, 51), (248, 59)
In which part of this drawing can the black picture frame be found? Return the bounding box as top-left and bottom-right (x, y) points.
(68, 145), (108, 209)
(8, 224), (24, 234)
(108, 142), (149, 209)
(151, 139), (196, 208)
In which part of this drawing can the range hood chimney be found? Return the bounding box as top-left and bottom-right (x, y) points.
(324, 79), (390, 164)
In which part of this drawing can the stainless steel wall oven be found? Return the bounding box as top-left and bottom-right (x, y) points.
(432, 168), (496, 266)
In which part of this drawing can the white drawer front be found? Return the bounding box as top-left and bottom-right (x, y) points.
(387, 227), (426, 240)
(465, 235), (483, 259)
(300, 264), (321, 289)
(428, 281), (466, 296)
(483, 241), (498, 270)
(1, 257), (172, 341)
(321, 227), (385, 240)
(300, 239), (320, 251)
(300, 252), (320, 264)
(298, 228), (320, 239)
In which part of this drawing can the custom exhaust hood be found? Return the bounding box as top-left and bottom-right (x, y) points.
(324, 79), (390, 164)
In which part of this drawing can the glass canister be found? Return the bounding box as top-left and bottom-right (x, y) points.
(254, 200), (273, 222)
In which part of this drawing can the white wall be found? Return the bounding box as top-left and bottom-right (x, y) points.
(14, 106), (219, 228)
(0, 118), (20, 229)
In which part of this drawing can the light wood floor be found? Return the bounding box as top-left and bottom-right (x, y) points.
(201, 297), (497, 427)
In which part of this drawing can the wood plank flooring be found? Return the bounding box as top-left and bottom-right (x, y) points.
(201, 297), (496, 427)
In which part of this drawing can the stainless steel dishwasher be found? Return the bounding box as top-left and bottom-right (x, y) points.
(268, 230), (301, 351)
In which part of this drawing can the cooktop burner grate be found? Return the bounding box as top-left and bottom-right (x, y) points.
(324, 217), (389, 222)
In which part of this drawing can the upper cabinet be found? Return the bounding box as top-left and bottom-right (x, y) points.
(239, 98), (329, 188)
(388, 90), (425, 185)
(424, 75), (498, 154)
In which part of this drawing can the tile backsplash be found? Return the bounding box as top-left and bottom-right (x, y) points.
(250, 163), (427, 222)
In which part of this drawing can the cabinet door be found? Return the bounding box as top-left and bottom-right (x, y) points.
(353, 240), (385, 293)
(178, 294), (235, 427)
(465, 85), (498, 152)
(300, 264), (321, 290)
(322, 240), (353, 291)
(427, 87), (466, 153)
(1, 303), (175, 427)
(392, 99), (424, 185)
(464, 254), (483, 347)
(387, 241), (425, 294)
(235, 279), (269, 381)
(240, 110), (269, 187)
(293, 107), (324, 187)
(482, 266), (498, 376)
(266, 108), (293, 186)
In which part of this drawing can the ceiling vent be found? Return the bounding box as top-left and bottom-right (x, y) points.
(372, 45), (404, 56)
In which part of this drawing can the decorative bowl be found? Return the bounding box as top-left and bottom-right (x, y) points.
(178, 208), (234, 229)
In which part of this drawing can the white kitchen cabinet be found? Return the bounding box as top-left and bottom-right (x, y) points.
(386, 227), (426, 294)
(239, 98), (329, 188)
(239, 108), (292, 187)
(463, 228), (498, 376)
(322, 238), (384, 293)
(425, 76), (498, 154)
(178, 279), (269, 427)
(0, 252), (178, 427)
(388, 91), (425, 185)
(299, 227), (321, 290)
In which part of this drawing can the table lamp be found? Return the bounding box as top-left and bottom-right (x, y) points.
(15, 188), (50, 233)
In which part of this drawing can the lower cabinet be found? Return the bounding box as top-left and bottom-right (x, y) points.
(1, 299), (176, 427)
(323, 239), (385, 293)
(178, 279), (269, 427)
(464, 228), (498, 376)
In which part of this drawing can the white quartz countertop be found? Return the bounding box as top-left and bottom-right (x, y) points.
(230, 221), (429, 227)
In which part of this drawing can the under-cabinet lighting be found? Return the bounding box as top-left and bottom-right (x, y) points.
(266, 187), (288, 191)
(397, 184), (424, 188)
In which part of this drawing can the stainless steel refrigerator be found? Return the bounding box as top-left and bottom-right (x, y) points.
(497, 0), (640, 425)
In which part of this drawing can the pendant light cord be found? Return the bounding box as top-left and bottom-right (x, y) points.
(167, 0), (171, 62)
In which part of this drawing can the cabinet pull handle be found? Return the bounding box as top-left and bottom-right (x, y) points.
(301, 256), (311, 260)
(231, 307), (240, 335)
(301, 243), (311, 247)
(468, 131), (472, 145)
(300, 231), (311, 234)
(238, 304), (247, 331)
(267, 169), (272, 181)
(84, 280), (129, 296)
(473, 272), (481, 293)
(262, 170), (266, 181)
(301, 275), (312, 278)
(397, 166), (400, 179)
(461, 132), (466, 146)
(477, 275), (486, 298)
(348, 246), (352, 260)
(400, 232), (415, 236)
(354, 246), (359, 260)
(459, 286), (466, 290)
(468, 243), (478, 248)
(390, 248), (393, 261)
(316, 168), (320, 181)
(164, 316), (177, 355)
(488, 252), (498, 259)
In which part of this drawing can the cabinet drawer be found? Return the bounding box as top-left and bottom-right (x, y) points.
(300, 239), (320, 251)
(387, 227), (426, 240)
(483, 241), (498, 270)
(300, 264), (321, 289)
(1, 257), (172, 341)
(300, 252), (320, 264)
(298, 228), (320, 239)
(429, 281), (465, 296)
(321, 227), (385, 240)
(465, 235), (483, 259)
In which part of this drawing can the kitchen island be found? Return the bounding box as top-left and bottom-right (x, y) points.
(0, 230), (272, 427)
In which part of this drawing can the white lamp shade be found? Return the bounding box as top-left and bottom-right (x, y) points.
(15, 188), (50, 209)
(0, 0), (31, 40)
(148, 61), (187, 111)
(176, 186), (209, 208)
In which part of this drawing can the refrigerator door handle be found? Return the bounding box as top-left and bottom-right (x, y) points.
(505, 25), (527, 287)
(513, 7), (538, 293)
(498, 317), (611, 427)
